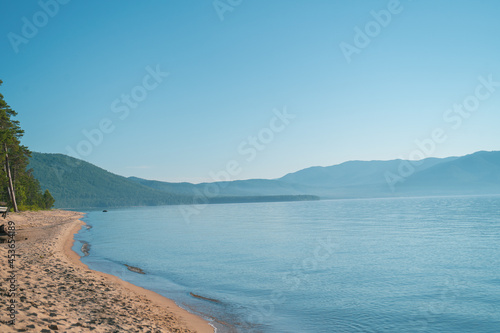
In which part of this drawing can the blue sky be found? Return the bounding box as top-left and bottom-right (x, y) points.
(1, 0), (499, 183)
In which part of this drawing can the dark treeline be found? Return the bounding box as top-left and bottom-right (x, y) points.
(207, 195), (320, 204)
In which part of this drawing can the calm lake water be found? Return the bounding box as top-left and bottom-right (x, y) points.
(74, 195), (500, 332)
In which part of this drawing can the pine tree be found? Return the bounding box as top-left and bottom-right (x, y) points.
(0, 79), (53, 210)
(43, 189), (55, 209)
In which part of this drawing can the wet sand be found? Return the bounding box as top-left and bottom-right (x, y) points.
(0, 210), (213, 332)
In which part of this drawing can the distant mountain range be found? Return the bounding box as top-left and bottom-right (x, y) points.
(27, 153), (318, 208)
(278, 151), (500, 198)
(28, 150), (500, 209)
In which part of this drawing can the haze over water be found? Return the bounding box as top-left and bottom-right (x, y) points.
(75, 195), (500, 332)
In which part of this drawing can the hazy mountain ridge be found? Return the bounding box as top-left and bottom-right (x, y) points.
(129, 177), (310, 197)
(28, 153), (318, 208)
(28, 150), (500, 208)
(131, 150), (500, 198)
(400, 151), (500, 194)
(278, 156), (459, 188)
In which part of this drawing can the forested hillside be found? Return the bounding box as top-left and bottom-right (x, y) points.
(28, 153), (193, 208)
(29, 153), (320, 209)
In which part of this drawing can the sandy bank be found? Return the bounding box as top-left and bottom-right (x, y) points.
(0, 210), (213, 332)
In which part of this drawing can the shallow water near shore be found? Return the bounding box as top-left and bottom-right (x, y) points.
(74, 195), (500, 332)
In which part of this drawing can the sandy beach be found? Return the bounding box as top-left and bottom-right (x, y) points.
(0, 210), (213, 333)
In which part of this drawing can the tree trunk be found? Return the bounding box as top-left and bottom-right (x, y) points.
(4, 144), (18, 212)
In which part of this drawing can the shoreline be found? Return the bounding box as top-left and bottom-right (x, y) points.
(63, 216), (215, 333)
(0, 210), (214, 332)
